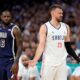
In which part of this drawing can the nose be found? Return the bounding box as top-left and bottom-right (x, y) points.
(5, 16), (8, 20)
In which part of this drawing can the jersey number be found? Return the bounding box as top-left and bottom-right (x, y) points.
(58, 42), (62, 48)
(0, 39), (5, 48)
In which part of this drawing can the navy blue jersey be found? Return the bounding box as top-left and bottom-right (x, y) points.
(0, 23), (17, 58)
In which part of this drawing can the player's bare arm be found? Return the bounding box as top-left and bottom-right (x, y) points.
(33, 24), (47, 61)
(64, 24), (80, 62)
(11, 26), (22, 74)
(64, 24), (70, 42)
(13, 26), (22, 63)
(28, 24), (47, 66)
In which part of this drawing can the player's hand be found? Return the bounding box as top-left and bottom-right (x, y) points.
(11, 74), (17, 80)
(10, 63), (18, 75)
(22, 59), (37, 67)
(28, 59), (37, 67)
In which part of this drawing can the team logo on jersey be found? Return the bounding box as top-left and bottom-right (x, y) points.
(52, 35), (64, 40)
(0, 32), (7, 38)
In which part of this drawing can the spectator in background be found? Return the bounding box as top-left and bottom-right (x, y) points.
(18, 33), (40, 80)
(18, 52), (40, 80)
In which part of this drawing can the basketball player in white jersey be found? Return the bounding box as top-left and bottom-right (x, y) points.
(24, 4), (80, 80)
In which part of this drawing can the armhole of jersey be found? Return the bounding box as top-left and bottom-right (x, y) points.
(11, 25), (19, 39)
(65, 23), (68, 35)
(45, 23), (48, 37)
(42, 24), (48, 55)
(11, 25), (19, 59)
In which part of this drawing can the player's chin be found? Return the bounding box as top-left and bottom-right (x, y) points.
(4, 21), (10, 25)
(22, 62), (28, 67)
(58, 17), (62, 21)
(58, 18), (62, 22)
(23, 64), (28, 67)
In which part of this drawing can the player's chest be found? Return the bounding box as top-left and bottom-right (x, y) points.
(47, 28), (66, 40)
(0, 28), (12, 38)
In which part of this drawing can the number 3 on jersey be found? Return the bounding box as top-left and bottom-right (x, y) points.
(0, 39), (5, 48)
(57, 42), (62, 48)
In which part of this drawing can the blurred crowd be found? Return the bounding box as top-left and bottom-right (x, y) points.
(5, 0), (80, 63)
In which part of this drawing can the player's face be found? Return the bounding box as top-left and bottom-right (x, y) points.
(22, 55), (28, 67)
(1, 11), (11, 24)
(22, 57), (28, 62)
(51, 8), (63, 22)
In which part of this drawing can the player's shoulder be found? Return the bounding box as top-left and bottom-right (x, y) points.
(41, 21), (49, 27)
(10, 23), (20, 32)
(60, 22), (70, 29)
(60, 22), (67, 26)
(39, 22), (48, 32)
(10, 23), (19, 28)
(40, 21), (49, 28)
(11, 23), (21, 34)
(45, 21), (49, 24)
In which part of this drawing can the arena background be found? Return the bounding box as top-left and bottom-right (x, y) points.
(0, 0), (80, 79)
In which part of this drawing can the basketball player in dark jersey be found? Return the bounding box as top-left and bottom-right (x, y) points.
(0, 10), (22, 80)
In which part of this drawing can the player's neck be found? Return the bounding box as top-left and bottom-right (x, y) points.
(25, 66), (28, 69)
(50, 19), (60, 27)
(1, 21), (10, 28)
(50, 18), (61, 30)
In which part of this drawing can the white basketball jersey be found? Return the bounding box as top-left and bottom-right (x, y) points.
(43, 21), (68, 66)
